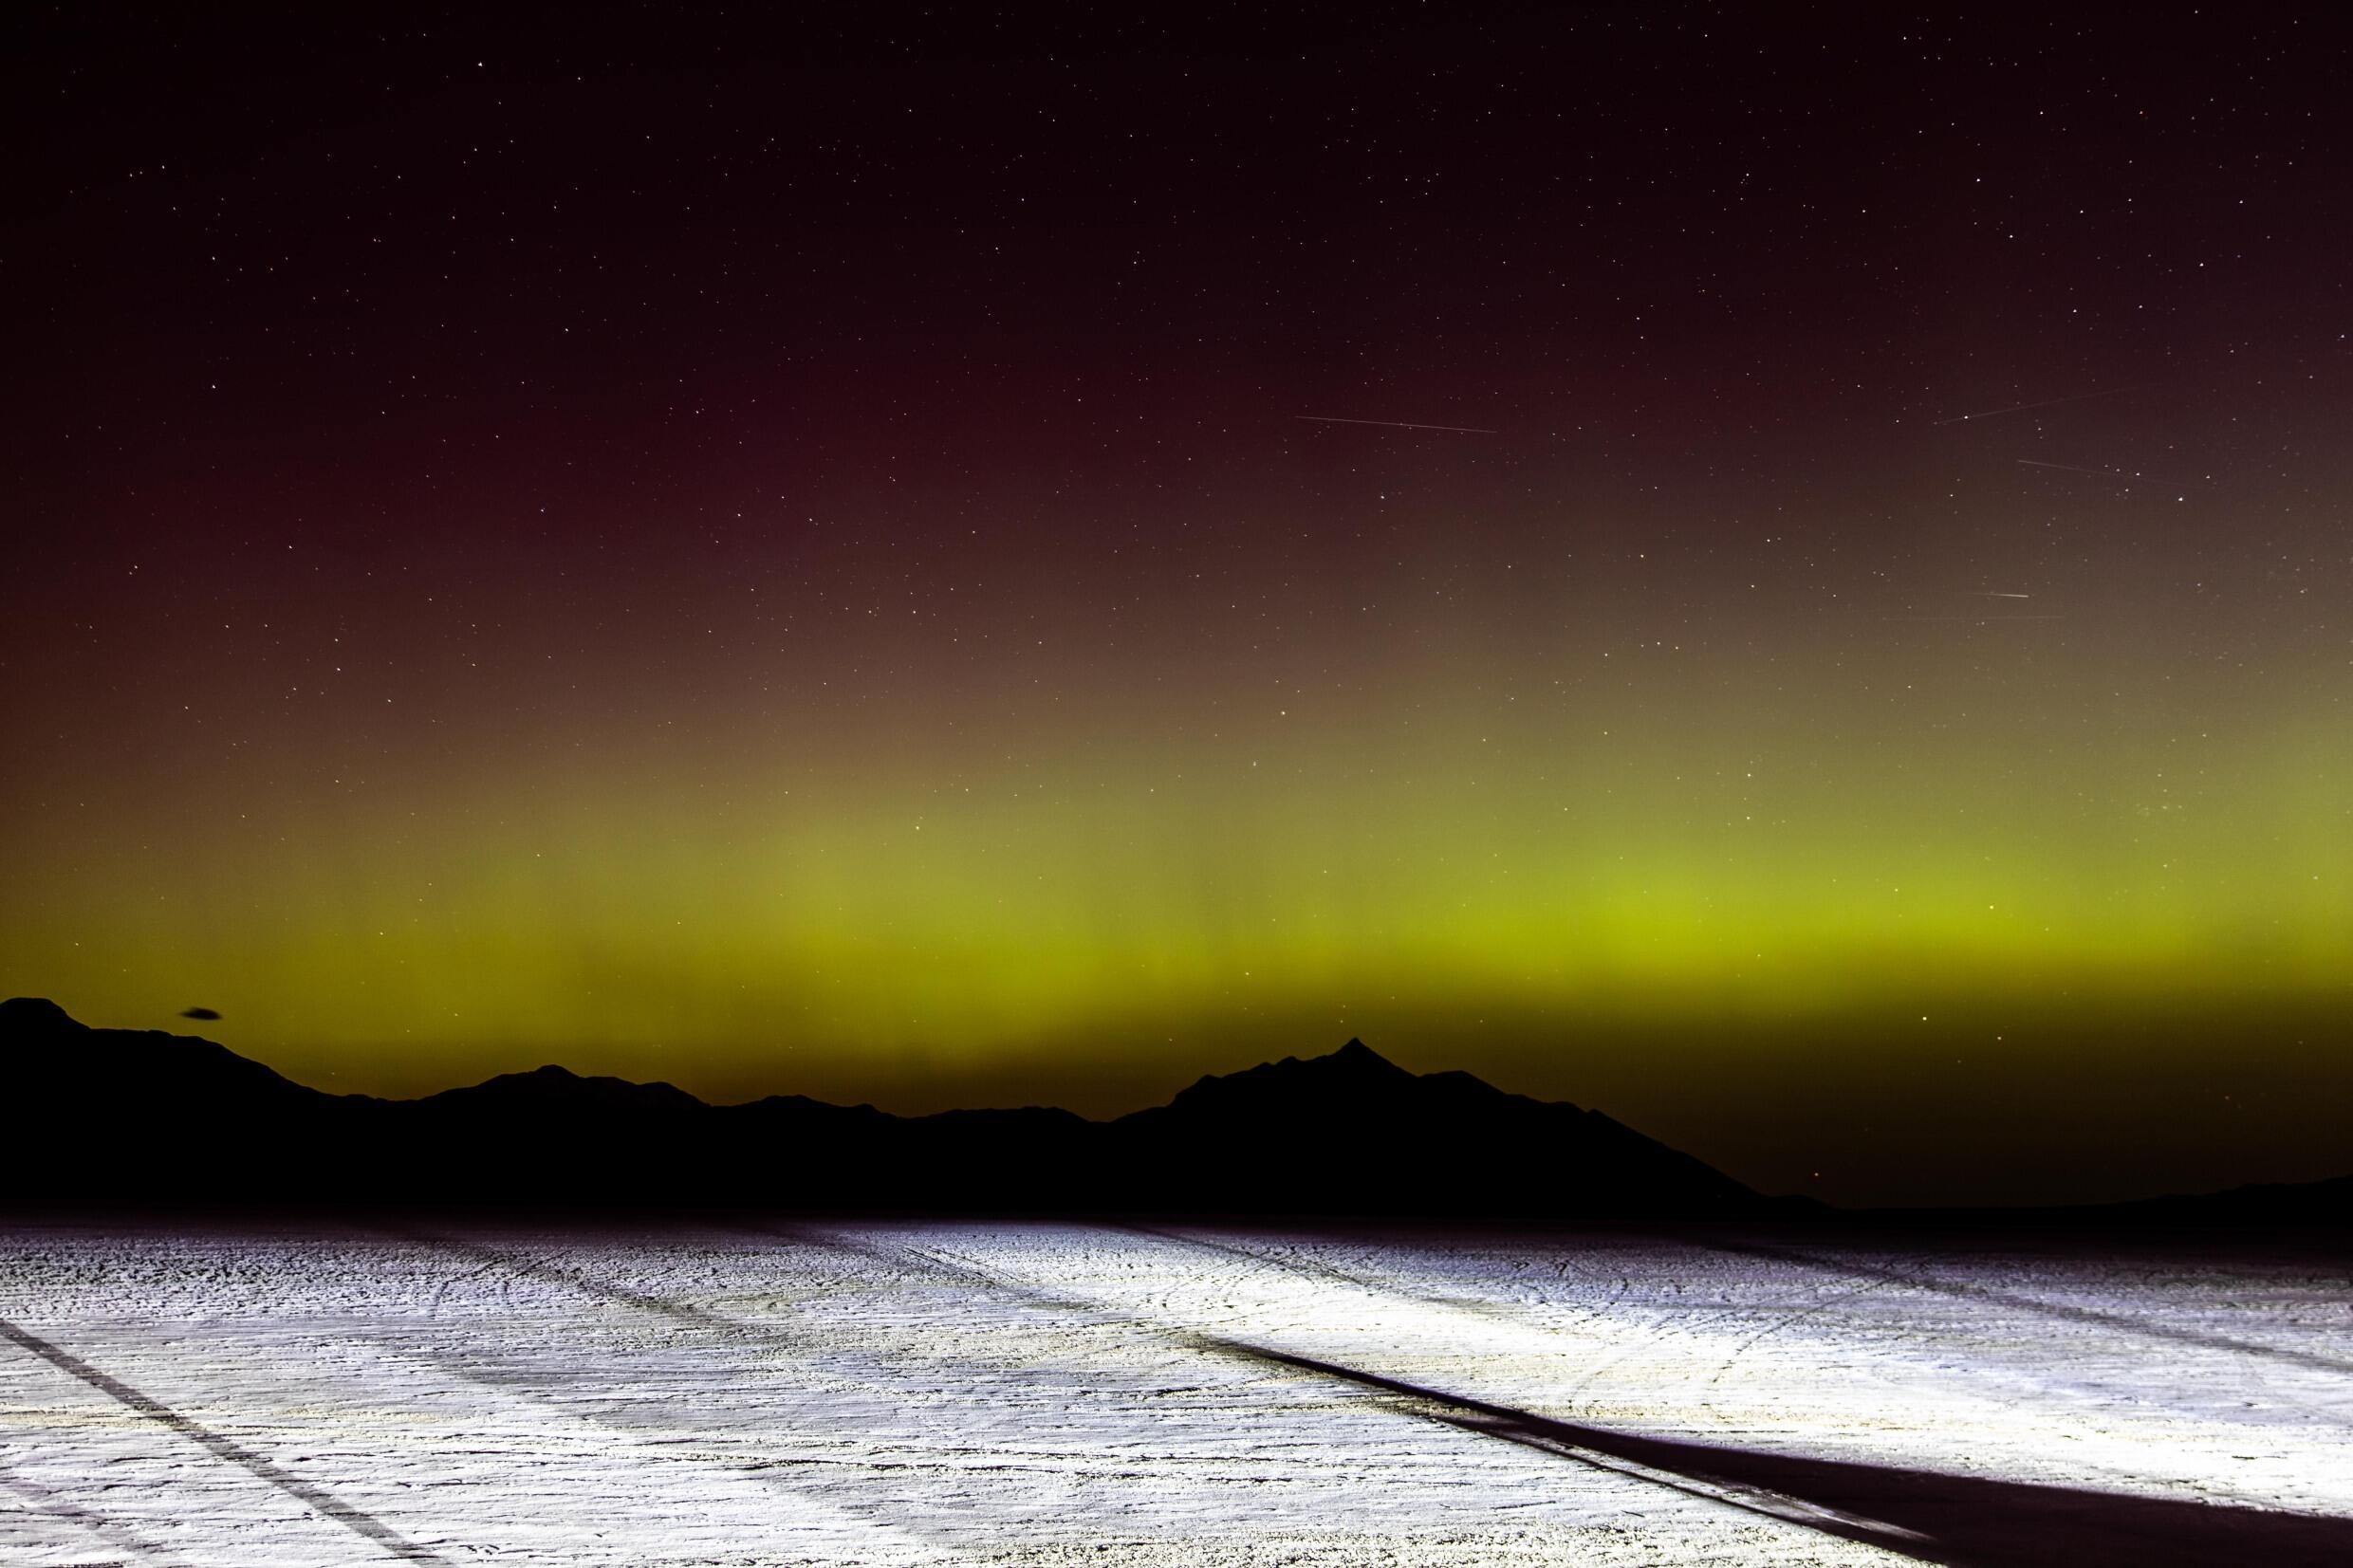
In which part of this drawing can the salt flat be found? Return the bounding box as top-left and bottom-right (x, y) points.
(0, 1221), (2346, 1566)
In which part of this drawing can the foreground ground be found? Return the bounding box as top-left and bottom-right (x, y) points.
(0, 1220), (2346, 1566)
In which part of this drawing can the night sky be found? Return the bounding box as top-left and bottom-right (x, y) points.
(7, 9), (2349, 1205)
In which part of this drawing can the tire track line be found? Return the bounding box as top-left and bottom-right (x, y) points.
(0, 1459), (197, 1568)
(760, 1225), (1934, 1559)
(0, 1313), (454, 1565)
(380, 1227), (988, 1568)
(1687, 1240), (2353, 1376)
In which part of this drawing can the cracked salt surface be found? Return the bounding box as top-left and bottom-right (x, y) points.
(0, 1221), (2346, 1565)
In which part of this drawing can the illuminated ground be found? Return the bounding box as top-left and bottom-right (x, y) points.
(1, 1221), (2346, 1565)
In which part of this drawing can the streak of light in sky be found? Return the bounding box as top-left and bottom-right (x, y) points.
(2017, 458), (2135, 481)
(1298, 415), (1500, 434)
(1926, 385), (2156, 426)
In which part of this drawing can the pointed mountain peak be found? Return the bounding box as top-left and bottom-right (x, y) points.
(1309, 1036), (1407, 1077)
(1149, 1035), (1416, 1120)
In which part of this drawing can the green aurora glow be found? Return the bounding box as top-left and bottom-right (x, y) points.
(9, 10), (2351, 1206)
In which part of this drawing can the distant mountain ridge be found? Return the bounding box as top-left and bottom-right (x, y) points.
(4, 998), (2344, 1222)
(1, 997), (1772, 1216)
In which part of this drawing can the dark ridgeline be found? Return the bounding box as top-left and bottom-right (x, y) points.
(1112, 1039), (1759, 1216)
(0, 997), (1769, 1215)
(7, 997), (2346, 1223)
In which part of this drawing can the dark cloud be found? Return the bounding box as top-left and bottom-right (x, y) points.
(180, 1006), (222, 1021)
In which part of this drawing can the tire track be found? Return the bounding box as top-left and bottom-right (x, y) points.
(0, 1313), (454, 1565)
(1119, 1226), (1537, 1326)
(358, 1223), (2353, 1567)
(380, 1227), (987, 1568)
(0, 1460), (197, 1568)
(1702, 1275), (1900, 1393)
(755, 1225), (1936, 1559)
(762, 1226), (2353, 1567)
(1686, 1240), (2353, 1376)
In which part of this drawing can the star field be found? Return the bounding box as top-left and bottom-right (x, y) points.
(4, 9), (2348, 1204)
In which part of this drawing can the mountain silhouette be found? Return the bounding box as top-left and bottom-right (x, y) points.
(1114, 1039), (1760, 1216)
(4, 999), (2340, 1222)
(1, 999), (1770, 1215)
